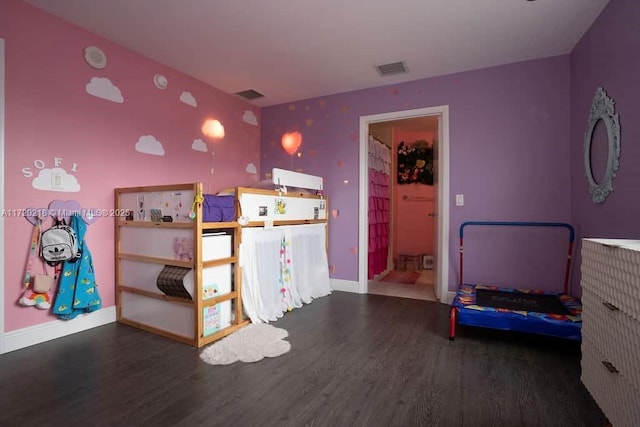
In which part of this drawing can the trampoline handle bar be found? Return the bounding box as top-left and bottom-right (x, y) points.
(459, 221), (575, 241)
(458, 221), (576, 294)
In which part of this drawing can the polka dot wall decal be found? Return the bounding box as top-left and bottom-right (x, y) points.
(288, 104), (296, 111)
(331, 209), (339, 218)
(318, 99), (326, 108)
(349, 132), (357, 141)
(391, 87), (399, 95)
(337, 160), (344, 168)
(308, 149), (317, 158)
(341, 106), (349, 113)
(275, 127), (281, 133)
(306, 119), (314, 127)
(270, 140), (277, 147)
(350, 247), (358, 255)
(329, 265), (337, 273)
(305, 106), (310, 111)
(295, 168), (304, 173)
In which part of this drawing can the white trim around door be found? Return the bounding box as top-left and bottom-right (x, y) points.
(1, 38), (6, 353)
(358, 106), (450, 302)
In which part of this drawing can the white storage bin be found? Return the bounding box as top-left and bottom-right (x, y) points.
(202, 233), (233, 300)
(202, 233), (232, 261)
(202, 264), (232, 299)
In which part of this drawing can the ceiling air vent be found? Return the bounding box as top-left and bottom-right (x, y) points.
(375, 61), (408, 77)
(235, 89), (265, 100)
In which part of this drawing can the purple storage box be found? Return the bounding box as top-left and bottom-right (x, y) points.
(203, 195), (235, 222)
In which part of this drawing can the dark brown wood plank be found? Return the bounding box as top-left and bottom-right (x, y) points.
(0, 292), (606, 427)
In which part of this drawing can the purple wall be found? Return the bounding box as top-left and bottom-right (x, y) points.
(570, 0), (640, 291)
(262, 56), (573, 292)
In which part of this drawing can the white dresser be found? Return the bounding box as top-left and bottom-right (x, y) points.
(580, 239), (640, 426)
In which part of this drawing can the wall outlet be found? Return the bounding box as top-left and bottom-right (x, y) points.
(456, 194), (464, 206)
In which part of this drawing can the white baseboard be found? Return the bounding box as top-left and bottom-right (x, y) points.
(330, 279), (360, 293)
(3, 306), (116, 354)
(444, 291), (456, 305)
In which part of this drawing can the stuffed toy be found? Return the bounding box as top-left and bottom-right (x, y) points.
(19, 288), (52, 310)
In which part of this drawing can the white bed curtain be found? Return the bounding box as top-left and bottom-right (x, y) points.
(240, 223), (331, 323)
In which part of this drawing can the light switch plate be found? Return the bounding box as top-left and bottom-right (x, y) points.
(51, 171), (64, 190)
(456, 194), (464, 206)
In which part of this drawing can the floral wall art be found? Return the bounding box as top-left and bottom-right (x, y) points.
(396, 140), (434, 185)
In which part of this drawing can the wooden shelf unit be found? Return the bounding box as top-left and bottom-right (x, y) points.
(114, 183), (248, 348)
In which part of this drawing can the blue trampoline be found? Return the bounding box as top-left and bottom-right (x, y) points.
(449, 221), (582, 341)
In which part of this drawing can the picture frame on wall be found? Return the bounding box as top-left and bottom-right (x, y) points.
(150, 208), (163, 222)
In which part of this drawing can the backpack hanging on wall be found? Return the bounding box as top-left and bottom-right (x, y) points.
(41, 218), (81, 265)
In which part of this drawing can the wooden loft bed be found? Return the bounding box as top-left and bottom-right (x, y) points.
(114, 182), (247, 348)
(114, 169), (329, 347)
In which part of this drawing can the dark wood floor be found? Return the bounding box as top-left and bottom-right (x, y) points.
(0, 292), (605, 427)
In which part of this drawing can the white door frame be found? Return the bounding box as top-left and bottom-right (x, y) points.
(358, 106), (450, 301)
(1, 38), (6, 353)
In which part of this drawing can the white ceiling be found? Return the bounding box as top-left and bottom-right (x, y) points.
(25, 0), (609, 107)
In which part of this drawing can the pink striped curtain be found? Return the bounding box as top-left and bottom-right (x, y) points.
(368, 136), (391, 279)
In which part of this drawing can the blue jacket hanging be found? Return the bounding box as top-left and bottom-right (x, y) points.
(52, 214), (102, 320)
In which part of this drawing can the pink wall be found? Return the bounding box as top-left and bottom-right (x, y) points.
(392, 129), (435, 261)
(1, 0), (261, 332)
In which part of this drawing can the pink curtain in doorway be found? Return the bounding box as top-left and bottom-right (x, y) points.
(368, 136), (391, 279)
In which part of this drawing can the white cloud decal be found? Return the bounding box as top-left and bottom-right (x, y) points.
(243, 110), (258, 126)
(192, 138), (208, 152)
(135, 135), (165, 156)
(180, 91), (197, 107)
(245, 163), (257, 174)
(86, 77), (124, 103)
(32, 168), (80, 192)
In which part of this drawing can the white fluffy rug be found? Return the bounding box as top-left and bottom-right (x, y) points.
(199, 323), (290, 365)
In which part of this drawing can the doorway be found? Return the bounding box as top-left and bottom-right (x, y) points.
(368, 117), (438, 300)
(358, 106), (450, 303)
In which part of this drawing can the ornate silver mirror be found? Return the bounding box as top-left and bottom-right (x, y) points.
(584, 87), (621, 204)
